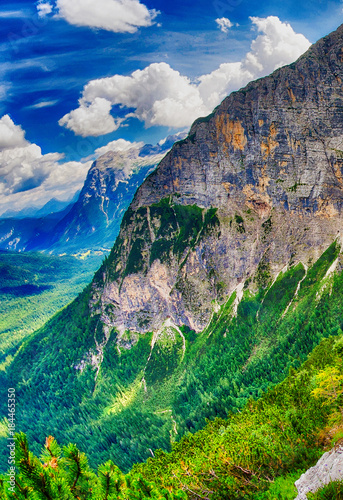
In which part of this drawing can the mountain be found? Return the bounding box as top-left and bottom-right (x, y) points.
(1, 205), (42, 219)
(0, 138), (180, 253)
(0, 194), (79, 219)
(34, 194), (80, 218)
(46, 148), (168, 253)
(91, 23), (343, 335)
(3, 238), (343, 487)
(3, 23), (343, 484)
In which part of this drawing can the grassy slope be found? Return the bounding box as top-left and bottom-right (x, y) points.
(131, 335), (343, 500)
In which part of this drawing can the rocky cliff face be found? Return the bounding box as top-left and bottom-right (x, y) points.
(91, 24), (343, 336)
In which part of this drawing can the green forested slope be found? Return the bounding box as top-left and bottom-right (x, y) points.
(1, 239), (342, 477)
(2, 327), (343, 499)
(132, 333), (343, 499)
(0, 251), (102, 372)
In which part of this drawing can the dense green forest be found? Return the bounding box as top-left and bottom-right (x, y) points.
(0, 250), (102, 373)
(2, 330), (343, 499)
(1, 237), (342, 481)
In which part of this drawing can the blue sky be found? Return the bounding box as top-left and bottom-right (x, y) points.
(0, 0), (343, 214)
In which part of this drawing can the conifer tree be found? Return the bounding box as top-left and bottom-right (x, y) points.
(94, 461), (125, 499)
(4, 434), (187, 500)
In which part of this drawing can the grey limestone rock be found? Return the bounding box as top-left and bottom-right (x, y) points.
(295, 446), (343, 499)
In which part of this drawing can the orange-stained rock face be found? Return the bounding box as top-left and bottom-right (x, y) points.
(287, 87), (296, 103)
(260, 123), (279, 159)
(315, 200), (339, 219)
(242, 184), (273, 218)
(334, 162), (343, 187)
(215, 115), (248, 152)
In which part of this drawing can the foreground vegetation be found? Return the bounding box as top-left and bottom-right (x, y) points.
(309, 479), (343, 499)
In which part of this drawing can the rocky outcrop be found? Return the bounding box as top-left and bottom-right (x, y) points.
(295, 446), (343, 499)
(133, 26), (343, 214)
(91, 24), (343, 337)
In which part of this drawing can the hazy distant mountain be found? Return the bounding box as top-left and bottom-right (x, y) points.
(1, 205), (42, 219)
(0, 135), (185, 253)
(35, 193), (81, 218)
(0, 193), (80, 219)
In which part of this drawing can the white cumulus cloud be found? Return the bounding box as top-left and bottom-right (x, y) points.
(215, 18), (233, 33)
(59, 16), (311, 137)
(0, 115), (29, 151)
(36, 0), (159, 33)
(0, 115), (91, 215)
(0, 159), (91, 216)
(197, 62), (251, 111)
(59, 97), (123, 137)
(244, 16), (311, 75)
(61, 63), (207, 135)
(0, 145), (63, 195)
(82, 62), (208, 127)
(36, 1), (53, 17)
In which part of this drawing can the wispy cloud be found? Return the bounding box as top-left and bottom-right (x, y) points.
(0, 57), (55, 74)
(26, 100), (59, 109)
(0, 83), (10, 101)
(0, 10), (28, 19)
